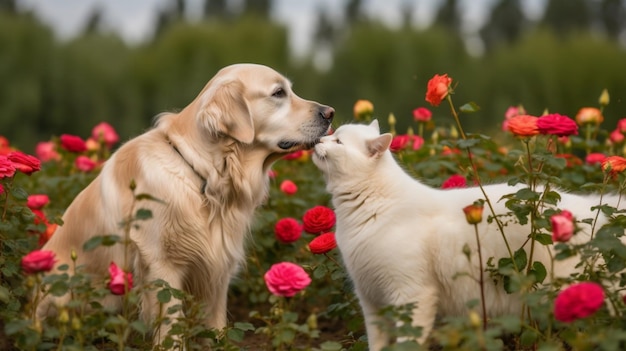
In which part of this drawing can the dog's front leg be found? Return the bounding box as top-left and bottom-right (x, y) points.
(139, 261), (187, 350)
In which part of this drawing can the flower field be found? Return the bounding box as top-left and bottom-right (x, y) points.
(2, 74), (626, 351)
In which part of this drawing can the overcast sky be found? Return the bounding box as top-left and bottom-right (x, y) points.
(17, 0), (545, 56)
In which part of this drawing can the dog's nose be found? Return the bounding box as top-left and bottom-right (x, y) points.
(319, 106), (335, 121)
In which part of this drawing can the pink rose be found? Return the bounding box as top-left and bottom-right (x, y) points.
(302, 206), (336, 234)
(21, 250), (56, 274)
(550, 210), (574, 243)
(617, 118), (626, 133)
(75, 155), (97, 172)
(411, 135), (424, 151)
(0, 155), (16, 178)
(441, 174), (467, 189)
(537, 114), (578, 137)
(308, 232), (337, 254)
(8, 151), (41, 175)
(554, 282), (604, 322)
(91, 122), (119, 148)
(108, 262), (133, 295)
(27, 194), (50, 210)
(412, 107), (432, 122)
(35, 141), (61, 162)
(280, 180), (298, 195)
(60, 134), (87, 153)
(609, 129), (624, 144)
(585, 153), (607, 165)
(274, 218), (302, 244)
(264, 262), (311, 297)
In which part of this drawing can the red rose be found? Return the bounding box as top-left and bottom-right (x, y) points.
(27, 194), (50, 210)
(412, 107), (432, 122)
(425, 74), (452, 107)
(8, 151), (41, 175)
(274, 217), (302, 243)
(108, 262), (133, 295)
(554, 282), (604, 322)
(280, 180), (298, 195)
(75, 155), (97, 172)
(21, 250), (56, 274)
(264, 262), (311, 297)
(308, 232), (337, 254)
(302, 206), (336, 234)
(441, 174), (467, 189)
(60, 134), (87, 153)
(0, 155), (16, 178)
(390, 135), (410, 152)
(537, 114), (578, 137)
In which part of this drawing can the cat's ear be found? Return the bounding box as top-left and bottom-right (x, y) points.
(368, 119), (380, 133)
(367, 133), (392, 157)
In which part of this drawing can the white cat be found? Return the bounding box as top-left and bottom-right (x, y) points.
(312, 120), (621, 350)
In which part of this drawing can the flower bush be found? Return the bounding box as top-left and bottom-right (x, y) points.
(1, 73), (626, 351)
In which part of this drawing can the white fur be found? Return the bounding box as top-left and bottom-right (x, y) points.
(312, 120), (621, 350)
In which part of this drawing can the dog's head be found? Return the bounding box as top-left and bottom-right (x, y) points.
(195, 63), (334, 153)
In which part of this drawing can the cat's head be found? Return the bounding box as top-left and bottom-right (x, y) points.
(312, 120), (392, 178)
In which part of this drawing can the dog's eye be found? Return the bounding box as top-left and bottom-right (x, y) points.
(272, 88), (286, 98)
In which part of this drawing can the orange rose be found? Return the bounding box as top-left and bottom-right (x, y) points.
(353, 100), (374, 120)
(425, 74), (452, 106)
(575, 107), (604, 125)
(463, 203), (484, 225)
(601, 155), (626, 175)
(506, 115), (539, 137)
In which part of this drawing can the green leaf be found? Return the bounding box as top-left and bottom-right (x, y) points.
(10, 186), (29, 200)
(320, 341), (343, 351)
(130, 320), (150, 334)
(456, 138), (481, 149)
(459, 101), (481, 113)
(534, 233), (553, 245)
(514, 248), (528, 271)
(520, 328), (539, 347)
(234, 322), (256, 331)
(135, 208), (153, 220)
(82, 235), (121, 251)
(313, 264), (328, 279)
(157, 288), (172, 304)
(227, 328), (245, 342)
(530, 261), (547, 284)
(515, 188), (540, 201)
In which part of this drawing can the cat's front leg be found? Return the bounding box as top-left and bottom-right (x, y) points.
(396, 287), (439, 345)
(360, 298), (390, 351)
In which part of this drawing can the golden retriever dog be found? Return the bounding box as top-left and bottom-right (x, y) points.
(37, 63), (334, 345)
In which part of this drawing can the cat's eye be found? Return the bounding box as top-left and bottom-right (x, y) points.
(335, 139), (342, 144)
(272, 88), (286, 98)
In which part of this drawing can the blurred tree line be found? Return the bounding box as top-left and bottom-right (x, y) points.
(1, 0), (626, 150)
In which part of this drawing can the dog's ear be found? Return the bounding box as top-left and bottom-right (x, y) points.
(366, 133), (392, 158)
(200, 80), (254, 144)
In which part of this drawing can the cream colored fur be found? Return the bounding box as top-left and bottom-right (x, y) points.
(38, 64), (334, 346)
(312, 120), (622, 350)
